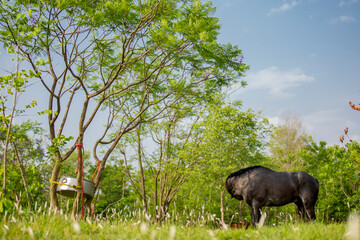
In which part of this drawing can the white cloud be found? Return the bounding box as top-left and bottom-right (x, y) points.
(267, 116), (281, 126)
(303, 110), (340, 132)
(309, 53), (317, 58)
(331, 16), (357, 23)
(301, 109), (360, 145)
(266, 109), (360, 146)
(338, 0), (358, 7)
(267, 1), (299, 16)
(241, 66), (315, 98)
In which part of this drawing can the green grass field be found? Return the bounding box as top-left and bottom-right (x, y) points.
(1, 212), (349, 240)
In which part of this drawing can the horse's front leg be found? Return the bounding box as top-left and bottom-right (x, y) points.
(253, 206), (262, 225)
(294, 198), (306, 220)
(249, 202), (262, 226)
(248, 204), (256, 226)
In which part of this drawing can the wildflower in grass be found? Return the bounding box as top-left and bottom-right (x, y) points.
(221, 222), (228, 230)
(345, 213), (360, 240)
(133, 220), (141, 226)
(72, 221), (81, 234)
(208, 230), (217, 240)
(140, 222), (148, 233)
(169, 225), (176, 240)
(27, 227), (34, 239)
(150, 230), (157, 240)
(145, 213), (151, 222)
(292, 226), (299, 231)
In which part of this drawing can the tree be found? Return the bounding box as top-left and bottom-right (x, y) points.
(301, 140), (360, 221)
(179, 97), (270, 224)
(268, 112), (309, 171)
(0, 121), (47, 211)
(115, 100), (204, 221)
(0, 41), (39, 208)
(0, 0), (247, 217)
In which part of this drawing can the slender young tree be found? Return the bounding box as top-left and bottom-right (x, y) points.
(0, 121), (46, 209)
(0, 44), (37, 201)
(115, 98), (205, 221)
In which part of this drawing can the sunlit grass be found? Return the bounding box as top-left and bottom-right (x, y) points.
(0, 200), (350, 240)
(1, 218), (347, 240)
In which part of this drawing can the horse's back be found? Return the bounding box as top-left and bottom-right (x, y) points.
(250, 169), (319, 201)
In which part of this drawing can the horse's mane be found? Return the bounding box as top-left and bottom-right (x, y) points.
(227, 165), (265, 179)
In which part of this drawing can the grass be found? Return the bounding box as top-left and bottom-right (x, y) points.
(1, 214), (347, 240)
(0, 201), (352, 240)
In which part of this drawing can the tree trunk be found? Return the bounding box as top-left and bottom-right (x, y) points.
(220, 188), (225, 225)
(49, 162), (61, 209)
(2, 90), (17, 197)
(154, 171), (159, 221)
(13, 143), (33, 207)
(71, 144), (84, 219)
(137, 124), (147, 214)
(2, 133), (8, 196)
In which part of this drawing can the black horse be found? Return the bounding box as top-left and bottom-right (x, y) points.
(226, 166), (319, 226)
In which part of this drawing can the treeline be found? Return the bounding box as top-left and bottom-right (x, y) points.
(1, 96), (359, 223)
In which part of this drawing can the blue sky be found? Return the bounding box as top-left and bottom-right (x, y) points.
(212, 0), (360, 145)
(1, 0), (359, 147)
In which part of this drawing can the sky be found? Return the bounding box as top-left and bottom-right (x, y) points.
(211, 0), (360, 145)
(1, 0), (359, 148)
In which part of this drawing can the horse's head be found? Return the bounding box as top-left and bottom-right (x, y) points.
(225, 176), (244, 200)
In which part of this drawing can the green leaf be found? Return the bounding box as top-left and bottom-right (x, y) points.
(35, 58), (46, 66)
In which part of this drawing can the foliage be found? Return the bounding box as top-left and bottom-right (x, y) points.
(175, 97), (270, 221)
(269, 138), (360, 222)
(0, 0), (248, 213)
(87, 159), (137, 215)
(268, 114), (310, 171)
(313, 142), (360, 221)
(113, 104), (204, 220)
(0, 121), (48, 210)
